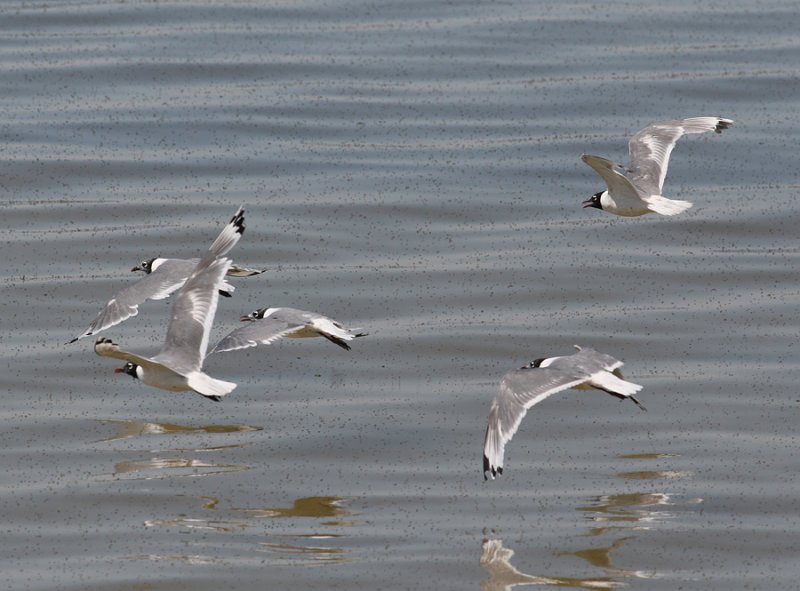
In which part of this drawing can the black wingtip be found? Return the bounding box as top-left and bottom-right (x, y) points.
(67, 337), (79, 345)
(484, 454), (501, 480)
(218, 290), (233, 298)
(322, 333), (352, 351)
(205, 395), (222, 402)
(630, 395), (647, 412)
(715, 118), (733, 133)
(230, 206), (246, 236)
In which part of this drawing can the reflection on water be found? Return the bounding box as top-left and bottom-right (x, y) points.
(142, 495), (354, 567)
(561, 535), (659, 583)
(617, 470), (690, 480)
(144, 516), (248, 533)
(577, 492), (672, 535)
(235, 496), (354, 525)
(112, 457), (251, 480)
(482, 454), (694, 587)
(146, 495), (250, 533)
(480, 539), (620, 590)
(569, 537), (633, 570)
(131, 553), (221, 566)
(616, 453), (678, 460)
(96, 419), (262, 443)
(259, 541), (352, 565)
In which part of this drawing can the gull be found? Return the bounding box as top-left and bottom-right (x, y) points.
(209, 306), (367, 354)
(483, 346), (644, 480)
(133, 256), (261, 279)
(93, 207), (246, 401)
(69, 247), (262, 345)
(581, 116), (733, 216)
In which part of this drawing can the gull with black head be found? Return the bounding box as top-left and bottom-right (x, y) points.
(69, 240), (261, 344)
(209, 306), (367, 354)
(582, 116), (733, 216)
(484, 346), (644, 480)
(93, 207), (246, 401)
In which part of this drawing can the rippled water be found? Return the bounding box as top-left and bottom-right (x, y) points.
(3, 1), (799, 589)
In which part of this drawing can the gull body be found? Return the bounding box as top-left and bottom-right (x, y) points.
(483, 346), (644, 480)
(210, 306), (367, 354)
(582, 116), (733, 217)
(93, 207), (247, 401)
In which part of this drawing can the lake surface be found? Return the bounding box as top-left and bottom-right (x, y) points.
(2, 1), (799, 589)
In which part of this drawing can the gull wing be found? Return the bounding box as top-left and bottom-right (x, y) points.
(581, 154), (642, 199)
(69, 259), (194, 343)
(93, 337), (165, 372)
(154, 207), (245, 374)
(627, 116), (733, 195)
(209, 319), (304, 354)
(483, 366), (588, 479)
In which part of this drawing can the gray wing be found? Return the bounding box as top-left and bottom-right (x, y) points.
(627, 117), (733, 195)
(160, 257), (238, 295)
(154, 207), (245, 373)
(483, 366), (588, 479)
(545, 346), (623, 375)
(93, 337), (167, 373)
(581, 154), (643, 198)
(210, 318), (305, 354)
(70, 259), (195, 343)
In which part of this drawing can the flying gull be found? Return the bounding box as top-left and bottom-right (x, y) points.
(69, 242), (262, 344)
(93, 207), (246, 401)
(209, 306), (367, 354)
(582, 116), (733, 216)
(483, 346), (644, 480)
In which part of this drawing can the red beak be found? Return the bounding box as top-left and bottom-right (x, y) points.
(240, 315), (253, 322)
(114, 367), (125, 373)
(581, 198), (594, 208)
(131, 266), (141, 272)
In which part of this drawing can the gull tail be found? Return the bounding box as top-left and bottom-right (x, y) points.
(593, 371), (646, 410)
(186, 371), (237, 400)
(644, 195), (693, 216)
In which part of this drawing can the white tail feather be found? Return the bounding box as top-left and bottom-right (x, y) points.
(186, 371), (237, 398)
(645, 195), (693, 216)
(590, 371), (642, 397)
(311, 317), (357, 341)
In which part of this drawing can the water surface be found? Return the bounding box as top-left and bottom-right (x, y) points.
(2, 1), (799, 589)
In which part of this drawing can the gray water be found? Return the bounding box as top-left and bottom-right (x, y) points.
(2, 1), (799, 589)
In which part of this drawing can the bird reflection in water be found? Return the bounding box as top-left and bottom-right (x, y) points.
(96, 418), (262, 443)
(259, 540), (352, 565)
(235, 495), (353, 525)
(577, 492), (672, 537)
(482, 454), (696, 587)
(142, 496), (353, 566)
(113, 456), (252, 480)
(96, 420), (261, 480)
(480, 539), (619, 590)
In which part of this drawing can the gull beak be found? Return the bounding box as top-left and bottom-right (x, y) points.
(131, 265), (141, 272)
(240, 315), (253, 322)
(114, 366), (125, 373)
(581, 198), (594, 208)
